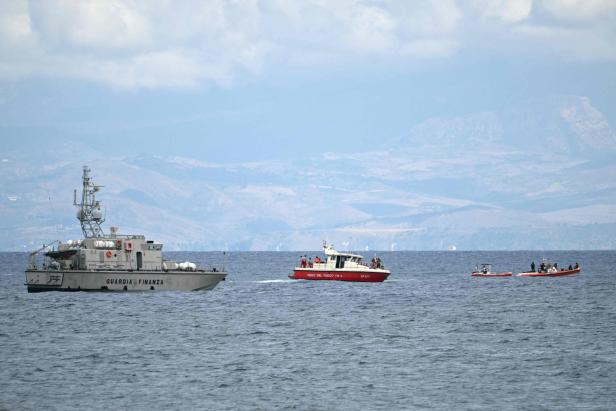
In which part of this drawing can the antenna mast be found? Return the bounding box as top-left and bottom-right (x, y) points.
(74, 165), (105, 238)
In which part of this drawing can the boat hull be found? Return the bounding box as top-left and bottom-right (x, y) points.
(471, 272), (512, 277)
(25, 269), (226, 292)
(517, 268), (580, 277)
(290, 269), (389, 282)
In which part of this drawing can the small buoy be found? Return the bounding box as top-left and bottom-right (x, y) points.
(105, 250), (112, 258)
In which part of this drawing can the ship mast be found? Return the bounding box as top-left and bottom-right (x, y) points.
(74, 165), (105, 238)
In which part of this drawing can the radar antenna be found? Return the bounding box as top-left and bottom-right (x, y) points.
(74, 166), (105, 238)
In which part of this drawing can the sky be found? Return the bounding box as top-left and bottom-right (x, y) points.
(1, 1), (616, 251)
(1, 0), (615, 162)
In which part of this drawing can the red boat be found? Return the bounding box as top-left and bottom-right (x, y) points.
(518, 259), (580, 277)
(289, 242), (390, 282)
(518, 268), (580, 277)
(471, 263), (512, 277)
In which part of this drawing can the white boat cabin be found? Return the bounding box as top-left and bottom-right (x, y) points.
(298, 242), (384, 270)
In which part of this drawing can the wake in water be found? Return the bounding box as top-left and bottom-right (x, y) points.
(255, 279), (296, 284)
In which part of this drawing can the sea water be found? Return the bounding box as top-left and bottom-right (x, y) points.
(1, 251), (615, 410)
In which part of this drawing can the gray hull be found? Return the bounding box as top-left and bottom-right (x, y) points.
(25, 269), (226, 292)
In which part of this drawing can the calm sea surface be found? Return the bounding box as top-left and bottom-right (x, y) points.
(1, 251), (615, 410)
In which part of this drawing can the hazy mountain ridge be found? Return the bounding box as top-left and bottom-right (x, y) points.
(1, 95), (615, 250)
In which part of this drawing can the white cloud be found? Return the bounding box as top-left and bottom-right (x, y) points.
(1, 0), (271, 88)
(261, 0), (461, 59)
(85, 50), (211, 89)
(339, 3), (398, 53)
(472, 0), (533, 23)
(540, 0), (616, 22)
(29, 1), (151, 52)
(0, 3), (32, 45)
(467, 0), (616, 60)
(512, 23), (616, 61)
(0, 0), (613, 89)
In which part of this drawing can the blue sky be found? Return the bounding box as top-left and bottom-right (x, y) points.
(2, 0), (616, 162)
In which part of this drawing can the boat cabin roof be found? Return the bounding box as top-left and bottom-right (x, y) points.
(323, 242), (363, 259)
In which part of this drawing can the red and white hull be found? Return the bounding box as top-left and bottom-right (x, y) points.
(517, 268), (580, 277)
(290, 268), (390, 282)
(471, 272), (512, 277)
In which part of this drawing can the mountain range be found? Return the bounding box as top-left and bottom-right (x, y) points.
(1, 95), (615, 251)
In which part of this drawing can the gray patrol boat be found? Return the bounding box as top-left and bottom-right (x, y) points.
(25, 166), (227, 292)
